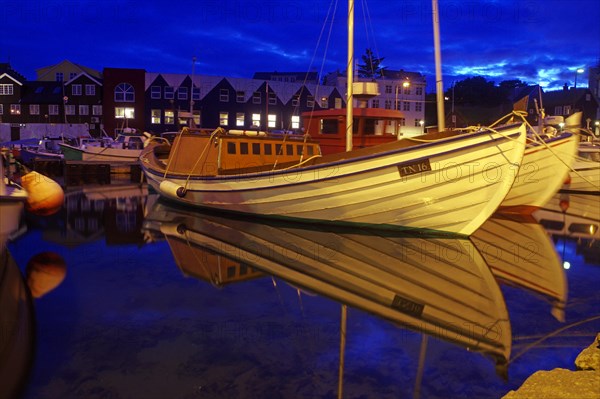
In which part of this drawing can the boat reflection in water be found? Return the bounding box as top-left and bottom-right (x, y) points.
(472, 213), (567, 322)
(143, 200), (513, 378)
(0, 196), (34, 399)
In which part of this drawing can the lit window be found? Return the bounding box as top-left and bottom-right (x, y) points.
(219, 112), (229, 125)
(115, 107), (134, 119)
(268, 114), (276, 128)
(114, 83), (135, 102)
(320, 96), (328, 108)
(236, 112), (245, 126)
(165, 110), (174, 124)
(29, 104), (40, 115)
(72, 84), (82, 96)
(151, 109), (161, 124)
(251, 113), (261, 127)
(291, 115), (300, 129)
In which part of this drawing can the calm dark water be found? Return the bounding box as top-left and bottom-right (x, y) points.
(4, 185), (600, 399)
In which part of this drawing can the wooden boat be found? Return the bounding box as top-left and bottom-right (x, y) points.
(0, 152), (28, 221)
(140, 122), (526, 236)
(472, 213), (567, 321)
(142, 200), (512, 373)
(498, 130), (579, 213)
(19, 136), (66, 164)
(59, 128), (150, 162)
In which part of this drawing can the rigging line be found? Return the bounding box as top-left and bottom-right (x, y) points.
(509, 314), (600, 364)
(297, 0), (339, 135)
(360, 0), (381, 77)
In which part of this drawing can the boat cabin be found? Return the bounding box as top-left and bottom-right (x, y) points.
(301, 108), (405, 155)
(165, 129), (322, 176)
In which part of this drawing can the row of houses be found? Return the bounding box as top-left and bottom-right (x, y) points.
(1, 60), (599, 142)
(0, 60), (429, 141)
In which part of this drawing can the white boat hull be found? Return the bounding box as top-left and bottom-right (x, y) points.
(500, 132), (578, 212)
(142, 124), (526, 236)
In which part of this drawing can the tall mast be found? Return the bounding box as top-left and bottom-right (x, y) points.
(432, 0), (445, 132)
(346, 0), (354, 152)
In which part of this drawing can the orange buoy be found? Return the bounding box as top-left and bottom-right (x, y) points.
(20, 171), (64, 216)
(26, 252), (67, 298)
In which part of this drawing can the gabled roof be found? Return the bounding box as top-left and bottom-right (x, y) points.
(64, 72), (103, 86)
(36, 59), (101, 80)
(543, 88), (592, 106)
(21, 81), (64, 103)
(0, 73), (24, 85)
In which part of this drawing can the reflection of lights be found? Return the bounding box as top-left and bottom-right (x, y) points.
(563, 261), (571, 270)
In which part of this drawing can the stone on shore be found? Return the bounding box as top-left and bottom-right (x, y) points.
(575, 333), (600, 371)
(502, 368), (599, 399)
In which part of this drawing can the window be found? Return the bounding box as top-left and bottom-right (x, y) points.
(49, 104), (59, 115)
(92, 105), (102, 115)
(72, 84), (82, 95)
(151, 86), (161, 99)
(193, 112), (200, 126)
(307, 96), (314, 107)
(178, 87), (188, 100)
(297, 145), (303, 155)
(0, 84), (14, 95)
(320, 96), (328, 108)
(240, 142), (249, 154)
(251, 113), (261, 127)
(263, 143), (272, 155)
(414, 119), (421, 127)
(69, 72), (77, 80)
(0, 104), (3, 115)
(399, 117), (406, 126)
(29, 104), (40, 115)
(114, 83), (135, 102)
(219, 112), (229, 125)
(286, 144), (293, 155)
(220, 89), (229, 102)
(165, 110), (174, 124)
(384, 100), (392, 109)
(291, 115), (300, 129)
(150, 109), (160, 125)
(192, 87), (201, 100)
(56, 72), (64, 82)
(404, 87), (410, 95)
(10, 104), (20, 115)
(415, 102), (422, 112)
(292, 95), (299, 106)
(253, 92), (261, 104)
(372, 99), (379, 108)
(85, 84), (96, 95)
(416, 87), (423, 96)
(252, 143), (260, 154)
(268, 114), (276, 128)
(335, 98), (342, 108)
(115, 107), (134, 119)
(79, 105), (89, 115)
(65, 105), (75, 115)
(227, 142), (236, 154)
(385, 85), (392, 94)
(268, 93), (277, 105)
(236, 112), (245, 126)
(236, 91), (245, 103)
(563, 105), (571, 115)
(164, 86), (174, 99)
(554, 106), (563, 115)
(403, 101), (410, 111)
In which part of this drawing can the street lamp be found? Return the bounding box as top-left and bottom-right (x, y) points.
(574, 68), (584, 89)
(419, 119), (425, 133)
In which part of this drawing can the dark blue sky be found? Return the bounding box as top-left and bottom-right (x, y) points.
(2, 0), (599, 91)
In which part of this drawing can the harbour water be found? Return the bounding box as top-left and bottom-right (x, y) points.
(4, 184), (599, 399)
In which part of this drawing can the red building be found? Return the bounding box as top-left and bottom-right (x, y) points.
(102, 68), (146, 136)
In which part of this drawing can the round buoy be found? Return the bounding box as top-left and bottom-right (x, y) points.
(26, 252), (67, 298)
(20, 171), (64, 216)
